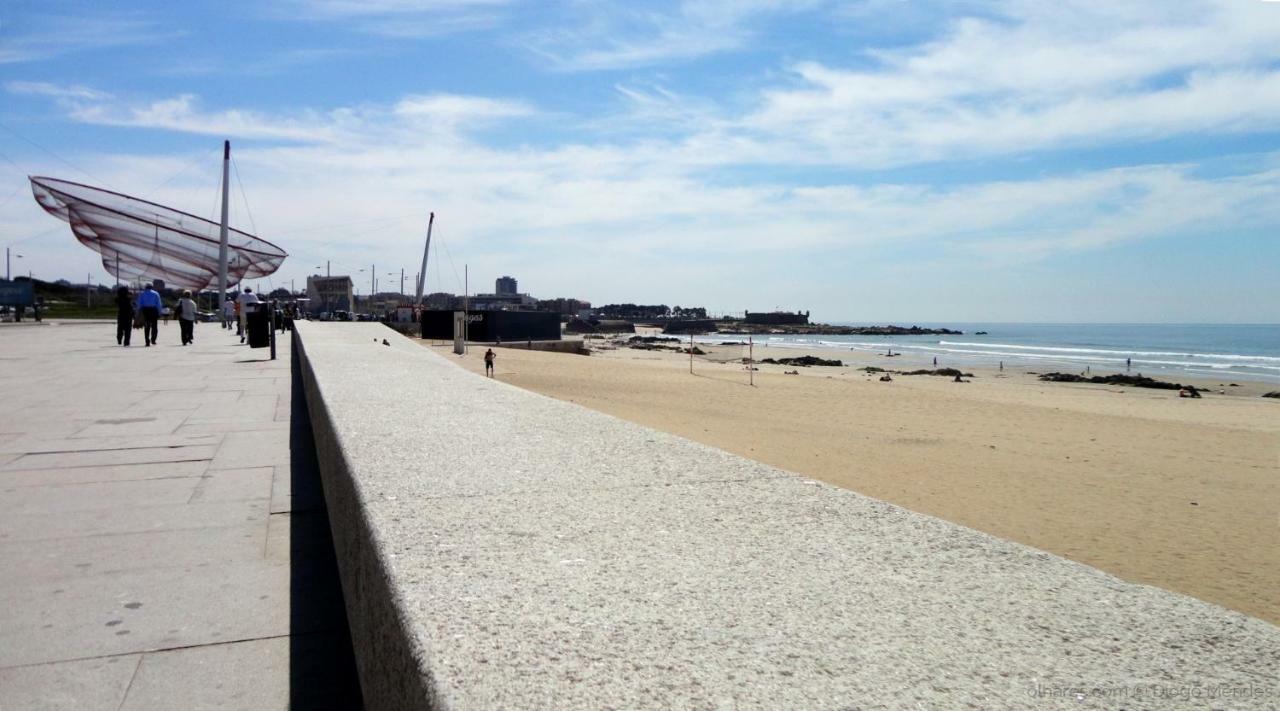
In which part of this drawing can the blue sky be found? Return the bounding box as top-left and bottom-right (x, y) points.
(2, 0), (1278, 322)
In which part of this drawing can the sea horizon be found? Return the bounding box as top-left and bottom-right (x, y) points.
(695, 322), (1280, 384)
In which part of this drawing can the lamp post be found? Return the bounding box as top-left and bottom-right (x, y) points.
(5, 248), (22, 281)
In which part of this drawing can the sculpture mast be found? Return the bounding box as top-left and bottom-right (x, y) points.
(415, 211), (434, 306)
(216, 140), (231, 309)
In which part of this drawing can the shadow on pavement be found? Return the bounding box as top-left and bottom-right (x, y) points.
(289, 339), (364, 709)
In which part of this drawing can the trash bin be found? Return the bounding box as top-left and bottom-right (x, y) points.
(246, 305), (271, 348)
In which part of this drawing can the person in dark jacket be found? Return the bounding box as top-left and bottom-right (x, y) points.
(114, 286), (133, 346)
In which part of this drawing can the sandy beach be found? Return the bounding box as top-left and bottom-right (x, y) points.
(426, 336), (1280, 625)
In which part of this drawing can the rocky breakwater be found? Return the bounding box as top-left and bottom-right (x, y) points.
(719, 323), (962, 336)
(1039, 372), (1207, 396)
(759, 356), (844, 367)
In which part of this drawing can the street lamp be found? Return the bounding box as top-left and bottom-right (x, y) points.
(5, 248), (22, 281)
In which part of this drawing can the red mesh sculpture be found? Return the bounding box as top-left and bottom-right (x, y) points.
(30, 176), (287, 291)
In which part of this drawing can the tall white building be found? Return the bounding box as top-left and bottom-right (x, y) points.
(306, 275), (354, 315)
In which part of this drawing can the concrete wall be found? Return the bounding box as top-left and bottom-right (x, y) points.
(294, 322), (1280, 710)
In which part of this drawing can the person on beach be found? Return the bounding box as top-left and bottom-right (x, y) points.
(484, 348), (496, 377)
(237, 287), (259, 344)
(176, 290), (197, 345)
(221, 298), (235, 329)
(136, 284), (161, 347)
(114, 286), (133, 346)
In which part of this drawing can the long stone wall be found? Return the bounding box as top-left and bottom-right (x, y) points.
(294, 322), (1279, 710)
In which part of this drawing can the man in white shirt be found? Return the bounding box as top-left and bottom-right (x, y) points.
(237, 288), (259, 344)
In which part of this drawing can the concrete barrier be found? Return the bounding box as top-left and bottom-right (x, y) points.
(294, 322), (1280, 710)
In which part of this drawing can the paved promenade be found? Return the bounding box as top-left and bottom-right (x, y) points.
(0, 320), (359, 709)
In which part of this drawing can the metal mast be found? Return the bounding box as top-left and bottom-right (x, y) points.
(216, 140), (231, 309)
(415, 212), (434, 306)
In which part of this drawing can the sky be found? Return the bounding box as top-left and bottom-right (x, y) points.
(1, 0), (1278, 323)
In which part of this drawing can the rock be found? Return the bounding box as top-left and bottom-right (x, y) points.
(759, 356), (843, 367)
(1039, 372), (1202, 394)
(896, 368), (973, 378)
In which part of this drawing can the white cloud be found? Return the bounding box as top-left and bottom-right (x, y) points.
(724, 0), (1280, 167)
(0, 15), (181, 64)
(393, 94), (535, 122)
(269, 0), (511, 37)
(4, 81), (112, 101)
(55, 92), (534, 145)
(526, 0), (821, 70)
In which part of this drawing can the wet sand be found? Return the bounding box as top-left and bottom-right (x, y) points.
(429, 338), (1280, 625)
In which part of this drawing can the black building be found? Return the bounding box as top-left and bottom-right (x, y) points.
(421, 309), (560, 342)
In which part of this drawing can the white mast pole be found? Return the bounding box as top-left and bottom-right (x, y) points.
(415, 212), (434, 306)
(216, 140), (231, 309)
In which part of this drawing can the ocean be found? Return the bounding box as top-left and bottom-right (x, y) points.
(695, 323), (1280, 384)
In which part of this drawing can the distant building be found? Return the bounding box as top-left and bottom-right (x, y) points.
(470, 292), (536, 311)
(424, 292), (461, 310)
(536, 297), (592, 315)
(495, 276), (518, 295)
(745, 310), (809, 325)
(306, 275), (354, 315)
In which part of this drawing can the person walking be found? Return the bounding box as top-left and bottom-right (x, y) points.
(484, 348), (496, 377)
(136, 284), (162, 346)
(237, 287), (259, 344)
(176, 290), (197, 345)
(114, 286), (133, 346)
(221, 297), (235, 329)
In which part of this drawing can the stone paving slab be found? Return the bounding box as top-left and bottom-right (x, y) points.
(0, 432), (221, 455)
(0, 476), (202, 515)
(0, 524), (268, 583)
(0, 444), (221, 471)
(188, 466), (274, 503)
(296, 321), (1280, 710)
(0, 460), (209, 488)
(0, 499), (269, 542)
(0, 560), (291, 668)
(0, 321), (360, 709)
(0, 654), (140, 711)
(117, 636), (290, 711)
